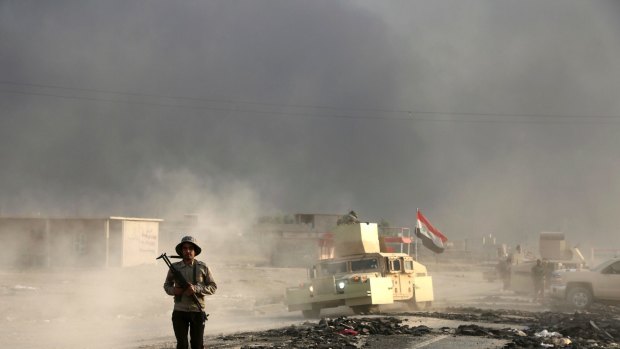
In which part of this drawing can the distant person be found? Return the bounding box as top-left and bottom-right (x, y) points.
(531, 259), (545, 302)
(497, 256), (512, 291)
(542, 258), (554, 291)
(163, 236), (217, 349)
(337, 210), (360, 225)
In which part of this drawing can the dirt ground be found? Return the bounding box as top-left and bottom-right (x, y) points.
(0, 257), (616, 349)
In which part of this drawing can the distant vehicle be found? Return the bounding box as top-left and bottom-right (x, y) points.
(550, 257), (620, 309)
(285, 222), (434, 318)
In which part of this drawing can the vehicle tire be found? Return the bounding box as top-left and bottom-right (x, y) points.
(302, 308), (321, 319)
(566, 286), (593, 310)
(351, 305), (379, 315)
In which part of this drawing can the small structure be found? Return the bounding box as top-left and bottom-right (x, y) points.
(0, 216), (162, 268)
(253, 213), (341, 267)
(540, 232), (570, 260)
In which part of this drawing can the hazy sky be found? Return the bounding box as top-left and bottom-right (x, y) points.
(1, 0), (620, 247)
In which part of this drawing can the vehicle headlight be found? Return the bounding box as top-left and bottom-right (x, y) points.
(336, 280), (346, 293)
(309, 285), (314, 293)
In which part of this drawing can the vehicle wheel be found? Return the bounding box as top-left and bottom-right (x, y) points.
(351, 305), (379, 315)
(566, 286), (593, 309)
(302, 308), (321, 318)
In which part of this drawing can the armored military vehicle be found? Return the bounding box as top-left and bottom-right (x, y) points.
(285, 222), (434, 318)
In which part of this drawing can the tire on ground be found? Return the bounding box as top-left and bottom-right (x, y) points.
(566, 286), (593, 310)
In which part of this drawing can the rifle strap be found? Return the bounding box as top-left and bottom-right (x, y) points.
(173, 263), (183, 303)
(174, 266), (181, 303)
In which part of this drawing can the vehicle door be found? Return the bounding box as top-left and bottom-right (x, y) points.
(596, 260), (620, 300)
(401, 258), (415, 297)
(387, 257), (405, 297)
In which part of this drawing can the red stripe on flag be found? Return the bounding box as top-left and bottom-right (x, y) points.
(417, 210), (448, 242)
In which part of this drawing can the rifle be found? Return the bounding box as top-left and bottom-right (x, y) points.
(157, 252), (209, 321)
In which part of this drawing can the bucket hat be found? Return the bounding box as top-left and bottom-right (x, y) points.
(175, 235), (202, 256)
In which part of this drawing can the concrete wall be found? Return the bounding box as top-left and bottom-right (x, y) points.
(0, 218), (47, 267)
(48, 219), (108, 267)
(295, 213), (340, 232)
(121, 220), (159, 267)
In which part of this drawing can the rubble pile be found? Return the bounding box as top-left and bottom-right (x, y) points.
(218, 316), (431, 349)
(214, 307), (620, 348)
(409, 307), (620, 348)
(526, 311), (619, 348)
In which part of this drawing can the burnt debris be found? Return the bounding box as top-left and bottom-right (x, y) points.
(213, 306), (619, 349)
(408, 306), (620, 348)
(218, 316), (430, 349)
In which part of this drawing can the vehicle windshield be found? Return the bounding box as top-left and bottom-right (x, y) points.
(320, 261), (347, 275)
(590, 259), (618, 272)
(350, 258), (378, 271)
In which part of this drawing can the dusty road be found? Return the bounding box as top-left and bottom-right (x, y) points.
(0, 258), (566, 349)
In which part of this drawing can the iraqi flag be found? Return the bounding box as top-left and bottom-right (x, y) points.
(415, 210), (448, 253)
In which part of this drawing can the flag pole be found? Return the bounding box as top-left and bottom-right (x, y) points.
(415, 208), (419, 261)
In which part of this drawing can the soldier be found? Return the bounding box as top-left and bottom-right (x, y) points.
(164, 236), (217, 349)
(497, 256), (512, 291)
(337, 210), (360, 225)
(543, 258), (554, 291)
(531, 259), (545, 302)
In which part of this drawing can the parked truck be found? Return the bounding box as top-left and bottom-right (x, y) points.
(550, 257), (620, 309)
(285, 222), (434, 318)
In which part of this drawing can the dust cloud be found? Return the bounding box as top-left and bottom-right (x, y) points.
(1, 1), (620, 347)
(1, 0), (620, 246)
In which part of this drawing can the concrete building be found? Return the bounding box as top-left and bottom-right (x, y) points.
(0, 216), (162, 268)
(254, 213), (341, 267)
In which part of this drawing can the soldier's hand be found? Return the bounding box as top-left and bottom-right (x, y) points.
(184, 284), (196, 296)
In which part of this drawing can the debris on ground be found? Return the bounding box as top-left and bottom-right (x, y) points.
(216, 316), (431, 349)
(212, 306), (620, 349)
(405, 306), (620, 348)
